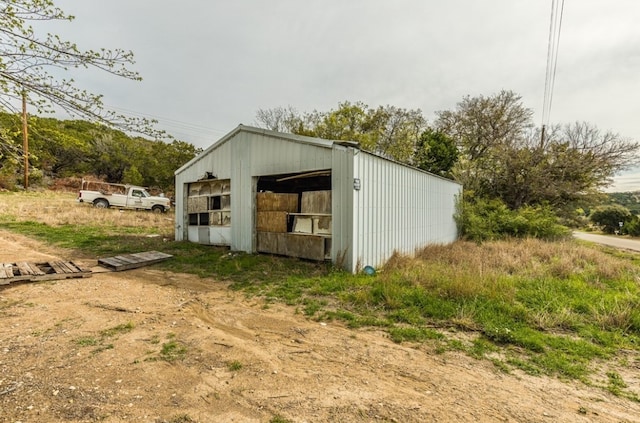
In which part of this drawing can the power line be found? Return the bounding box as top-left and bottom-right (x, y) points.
(106, 104), (228, 140)
(541, 0), (565, 135)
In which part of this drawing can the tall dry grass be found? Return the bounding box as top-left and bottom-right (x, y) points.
(0, 190), (174, 232)
(382, 238), (640, 302)
(414, 238), (637, 281)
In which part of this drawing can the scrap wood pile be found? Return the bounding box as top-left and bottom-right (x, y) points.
(0, 251), (172, 286)
(0, 261), (91, 285)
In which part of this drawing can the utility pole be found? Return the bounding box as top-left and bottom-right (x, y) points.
(22, 90), (29, 189)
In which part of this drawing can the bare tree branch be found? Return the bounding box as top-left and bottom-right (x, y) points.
(0, 0), (163, 143)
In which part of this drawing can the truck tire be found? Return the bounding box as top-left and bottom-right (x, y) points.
(93, 199), (109, 209)
(152, 205), (164, 213)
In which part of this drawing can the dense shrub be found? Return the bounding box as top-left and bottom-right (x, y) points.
(620, 215), (640, 237)
(455, 194), (570, 242)
(589, 205), (633, 234)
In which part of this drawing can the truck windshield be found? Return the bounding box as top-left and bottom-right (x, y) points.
(131, 189), (149, 198)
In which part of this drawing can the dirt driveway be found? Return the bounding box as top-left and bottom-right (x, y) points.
(1, 230), (639, 422)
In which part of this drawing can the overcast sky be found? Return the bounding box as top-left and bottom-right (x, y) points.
(37, 1), (640, 191)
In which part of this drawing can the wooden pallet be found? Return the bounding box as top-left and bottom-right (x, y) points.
(97, 251), (173, 271)
(0, 261), (92, 285)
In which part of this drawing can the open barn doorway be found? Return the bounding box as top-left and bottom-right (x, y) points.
(255, 170), (332, 261)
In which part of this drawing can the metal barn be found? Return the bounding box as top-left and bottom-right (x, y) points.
(174, 125), (462, 273)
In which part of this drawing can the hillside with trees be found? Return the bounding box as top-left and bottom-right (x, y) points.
(0, 0), (192, 192)
(607, 191), (640, 215)
(0, 112), (200, 192)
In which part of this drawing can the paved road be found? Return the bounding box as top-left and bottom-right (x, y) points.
(573, 231), (640, 252)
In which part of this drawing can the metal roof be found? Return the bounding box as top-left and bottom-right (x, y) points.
(174, 124), (461, 188)
(175, 125), (335, 175)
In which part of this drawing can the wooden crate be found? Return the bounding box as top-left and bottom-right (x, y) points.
(199, 182), (212, 195)
(257, 232), (288, 255)
(285, 233), (326, 261)
(220, 194), (231, 210)
(221, 211), (231, 226)
(257, 193), (298, 212)
(292, 216), (313, 234)
(313, 216), (332, 235)
(189, 182), (203, 196)
(291, 215), (332, 235)
(209, 211), (222, 226)
(301, 190), (331, 214)
(209, 180), (222, 195)
(257, 211), (288, 233)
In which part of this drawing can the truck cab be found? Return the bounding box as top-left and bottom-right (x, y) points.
(78, 180), (171, 213)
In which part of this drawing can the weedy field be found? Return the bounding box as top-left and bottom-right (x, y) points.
(1, 190), (639, 422)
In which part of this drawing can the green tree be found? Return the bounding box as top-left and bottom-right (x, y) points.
(589, 205), (632, 234)
(607, 192), (640, 215)
(1, 107), (198, 190)
(435, 90), (533, 194)
(436, 91), (640, 211)
(88, 129), (138, 182)
(26, 116), (93, 176)
(0, 0), (161, 183)
(122, 165), (144, 186)
(255, 101), (427, 164)
(414, 128), (458, 177)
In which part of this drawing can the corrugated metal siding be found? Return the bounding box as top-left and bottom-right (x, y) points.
(175, 128), (334, 251)
(230, 132), (253, 252)
(352, 151), (461, 270)
(176, 126), (461, 272)
(331, 146), (354, 270)
(174, 139), (234, 241)
(175, 179), (187, 241)
(250, 134), (333, 175)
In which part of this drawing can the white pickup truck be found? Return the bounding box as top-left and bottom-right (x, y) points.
(77, 180), (171, 213)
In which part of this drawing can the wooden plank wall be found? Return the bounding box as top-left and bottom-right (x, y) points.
(256, 193), (298, 213)
(301, 190), (331, 214)
(256, 211), (289, 233)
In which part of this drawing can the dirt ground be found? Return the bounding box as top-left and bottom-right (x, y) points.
(1, 231), (640, 423)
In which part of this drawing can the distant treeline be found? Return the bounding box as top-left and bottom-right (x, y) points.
(0, 113), (201, 192)
(607, 191), (640, 215)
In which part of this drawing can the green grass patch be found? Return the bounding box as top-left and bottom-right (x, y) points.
(4, 195), (640, 395)
(506, 357), (543, 376)
(73, 322), (135, 355)
(158, 340), (188, 362)
(74, 336), (99, 347)
(606, 371), (627, 396)
(302, 298), (326, 316)
(100, 322), (135, 338)
(227, 360), (243, 371)
(469, 338), (499, 359)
